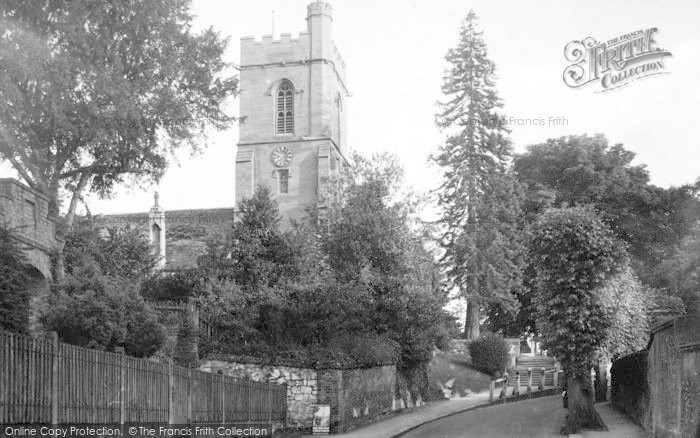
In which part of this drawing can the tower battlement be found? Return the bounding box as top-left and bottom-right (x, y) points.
(240, 33), (311, 66)
(239, 1), (346, 85)
(307, 1), (332, 19)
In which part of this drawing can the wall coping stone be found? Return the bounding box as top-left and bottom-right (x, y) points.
(204, 353), (395, 370)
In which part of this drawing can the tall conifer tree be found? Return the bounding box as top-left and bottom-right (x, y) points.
(433, 11), (524, 339)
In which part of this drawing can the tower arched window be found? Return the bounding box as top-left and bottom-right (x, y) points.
(276, 81), (294, 134)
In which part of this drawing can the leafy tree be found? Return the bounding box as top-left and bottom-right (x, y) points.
(468, 332), (510, 377)
(322, 153), (454, 372)
(529, 206), (627, 433)
(593, 267), (651, 401)
(0, 223), (32, 333)
(656, 226), (700, 309)
(514, 134), (700, 289)
(63, 218), (156, 279)
(39, 259), (166, 357)
(198, 185), (300, 289)
(433, 11), (525, 339)
(0, 0), (237, 278)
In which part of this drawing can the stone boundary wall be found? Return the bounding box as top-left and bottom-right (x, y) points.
(199, 359), (317, 429)
(199, 356), (397, 433)
(321, 365), (396, 433)
(611, 303), (700, 438)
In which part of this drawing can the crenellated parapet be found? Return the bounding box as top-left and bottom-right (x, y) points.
(240, 32), (311, 66)
(239, 1), (347, 88)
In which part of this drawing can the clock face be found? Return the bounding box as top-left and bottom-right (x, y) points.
(271, 146), (292, 167)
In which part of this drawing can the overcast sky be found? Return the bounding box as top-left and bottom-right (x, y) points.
(4, 0), (700, 216)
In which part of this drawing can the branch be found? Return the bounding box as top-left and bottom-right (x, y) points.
(64, 173), (90, 230)
(4, 154), (37, 188)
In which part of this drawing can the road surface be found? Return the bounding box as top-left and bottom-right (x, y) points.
(401, 395), (567, 438)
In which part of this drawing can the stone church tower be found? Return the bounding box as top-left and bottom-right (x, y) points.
(235, 1), (350, 223)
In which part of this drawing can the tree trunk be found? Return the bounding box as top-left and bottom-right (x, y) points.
(562, 373), (606, 434)
(464, 300), (480, 339)
(52, 173), (89, 282)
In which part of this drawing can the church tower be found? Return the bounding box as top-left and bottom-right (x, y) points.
(235, 1), (350, 224)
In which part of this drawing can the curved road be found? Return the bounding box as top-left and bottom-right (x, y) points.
(401, 395), (567, 438)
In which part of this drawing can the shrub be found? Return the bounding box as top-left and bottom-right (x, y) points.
(468, 332), (510, 377)
(64, 219), (156, 279)
(140, 269), (202, 301)
(39, 260), (166, 357)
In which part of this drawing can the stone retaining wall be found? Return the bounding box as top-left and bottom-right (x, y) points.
(199, 359), (318, 428)
(199, 357), (397, 433)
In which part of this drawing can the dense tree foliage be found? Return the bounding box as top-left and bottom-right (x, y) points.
(196, 153), (453, 394)
(514, 134), (700, 293)
(197, 185), (301, 289)
(39, 260), (166, 357)
(486, 134), (700, 338)
(596, 268), (651, 360)
(0, 224), (33, 333)
(468, 332), (510, 377)
(530, 207), (628, 432)
(63, 218), (156, 279)
(0, 0), (237, 278)
(656, 224), (700, 309)
(433, 11), (525, 339)
(321, 153), (454, 369)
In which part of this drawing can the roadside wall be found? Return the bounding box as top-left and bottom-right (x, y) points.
(611, 302), (700, 438)
(200, 356), (397, 433)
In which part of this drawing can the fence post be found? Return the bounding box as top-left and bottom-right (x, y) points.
(50, 331), (59, 426)
(115, 347), (126, 431)
(187, 367), (192, 426)
(527, 368), (532, 396)
(268, 382), (272, 426)
(168, 359), (174, 425)
(553, 365), (559, 387)
(539, 368), (545, 390)
(247, 381), (252, 423)
(513, 371), (520, 397)
(489, 380), (495, 402)
(499, 373), (507, 401)
(220, 373), (225, 424)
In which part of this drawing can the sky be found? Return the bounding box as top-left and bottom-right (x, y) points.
(3, 0), (700, 216)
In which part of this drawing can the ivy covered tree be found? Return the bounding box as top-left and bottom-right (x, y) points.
(529, 206), (627, 433)
(433, 11), (525, 339)
(0, 0), (238, 279)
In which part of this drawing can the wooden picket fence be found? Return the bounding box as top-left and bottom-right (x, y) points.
(489, 368), (564, 402)
(0, 330), (286, 425)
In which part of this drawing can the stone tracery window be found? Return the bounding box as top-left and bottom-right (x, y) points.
(276, 81), (294, 134)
